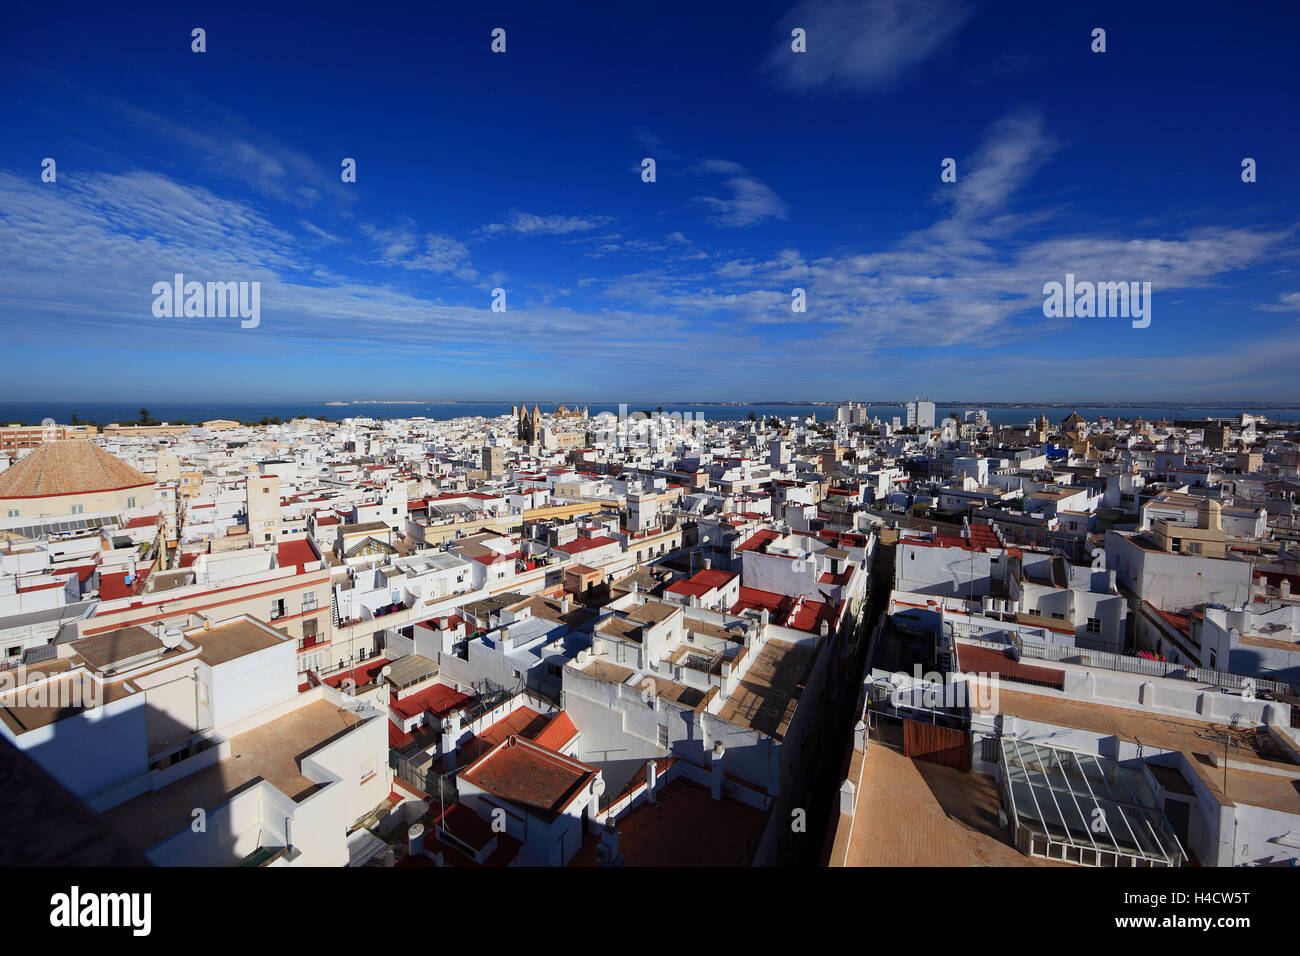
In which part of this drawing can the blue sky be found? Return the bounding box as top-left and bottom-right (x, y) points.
(2, 0), (1298, 403)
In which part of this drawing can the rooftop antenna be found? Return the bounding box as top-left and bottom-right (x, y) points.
(1195, 712), (1245, 801)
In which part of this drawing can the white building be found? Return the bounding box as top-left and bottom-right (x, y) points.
(0, 614), (392, 866)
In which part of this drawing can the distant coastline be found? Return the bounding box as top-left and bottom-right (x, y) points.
(2, 399), (1298, 429)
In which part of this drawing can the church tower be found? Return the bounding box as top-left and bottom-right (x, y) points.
(517, 403), (542, 443)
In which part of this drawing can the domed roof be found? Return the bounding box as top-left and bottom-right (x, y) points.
(0, 440), (152, 499)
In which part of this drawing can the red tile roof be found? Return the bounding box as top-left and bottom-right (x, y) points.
(533, 711), (579, 752)
(459, 737), (599, 822)
(471, 550), (519, 566)
(98, 567), (150, 601)
(736, 529), (780, 554)
(666, 568), (737, 598)
(322, 658), (390, 690)
(555, 535), (618, 555)
(1147, 603), (1192, 637)
(390, 683), (473, 721)
(786, 597), (840, 634)
(955, 642), (1065, 691)
(276, 539), (317, 569)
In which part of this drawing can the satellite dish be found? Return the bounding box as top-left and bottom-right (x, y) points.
(161, 625), (185, 649)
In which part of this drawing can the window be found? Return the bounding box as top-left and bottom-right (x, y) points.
(5, 510), (16, 518)
(657, 723), (669, 748)
(70, 504), (83, 515)
(1086, 618), (1101, 634)
(1209, 649), (1217, 668)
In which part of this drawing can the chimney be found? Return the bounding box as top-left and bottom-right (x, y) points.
(710, 740), (726, 800)
(703, 557), (712, 571)
(500, 626), (513, 652)
(407, 823), (425, 857)
(1283, 579), (1293, 601)
(561, 596), (571, 614)
(646, 759), (658, 801)
(442, 712), (462, 770)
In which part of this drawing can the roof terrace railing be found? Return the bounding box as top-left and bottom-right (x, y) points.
(953, 628), (1295, 697)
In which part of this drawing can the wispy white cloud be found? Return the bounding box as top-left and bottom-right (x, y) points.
(1258, 291), (1300, 312)
(480, 211), (611, 237)
(360, 221), (477, 280)
(766, 0), (973, 93)
(694, 160), (789, 228)
(932, 111), (1057, 221)
(300, 220), (343, 244)
(88, 94), (350, 209)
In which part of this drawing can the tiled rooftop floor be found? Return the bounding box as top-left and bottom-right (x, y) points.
(102, 699), (363, 853)
(837, 743), (1061, 867)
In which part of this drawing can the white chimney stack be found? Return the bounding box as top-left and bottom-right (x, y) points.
(710, 741), (726, 801)
(408, 823), (425, 857)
